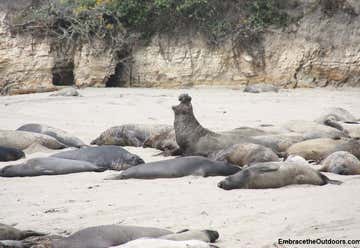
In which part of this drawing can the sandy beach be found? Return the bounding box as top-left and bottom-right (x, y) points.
(1, 87), (360, 247)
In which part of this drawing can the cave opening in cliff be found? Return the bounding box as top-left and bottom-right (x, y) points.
(105, 62), (127, 87)
(52, 62), (75, 86)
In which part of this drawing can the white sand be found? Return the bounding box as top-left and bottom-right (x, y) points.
(1, 87), (360, 247)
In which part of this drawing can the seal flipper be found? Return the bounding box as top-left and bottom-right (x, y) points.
(319, 173), (343, 185)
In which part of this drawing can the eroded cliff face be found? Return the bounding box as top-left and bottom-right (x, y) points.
(131, 2), (360, 88)
(0, 0), (359, 94)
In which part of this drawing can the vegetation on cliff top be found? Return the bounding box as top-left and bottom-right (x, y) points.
(8, 0), (289, 48)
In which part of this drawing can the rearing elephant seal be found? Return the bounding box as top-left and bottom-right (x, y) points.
(0, 146), (25, 162)
(0, 223), (45, 240)
(320, 151), (360, 175)
(172, 94), (274, 156)
(51, 225), (172, 248)
(91, 124), (173, 147)
(51, 145), (144, 171)
(217, 161), (342, 190)
(0, 130), (66, 151)
(107, 156), (240, 180)
(17, 123), (86, 148)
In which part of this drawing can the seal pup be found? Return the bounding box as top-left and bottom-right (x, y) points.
(287, 137), (360, 161)
(0, 146), (25, 162)
(107, 156), (240, 180)
(217, 161), (342, 190)
(320, 151), (360, 175)
(172, 94), (275, 156)
(51, 225), (172, 248)
(209, 143), (279, 167)
(91, 124), (173, 147)
(0, 223), (45, 240)
(51, 145), (144, 170)
(0, 130), (66, 151)
(17, 123), (86, 148)
(0, 157), (105, 177)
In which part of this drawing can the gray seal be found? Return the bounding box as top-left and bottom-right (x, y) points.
(0, 157), (105, 177)
(0, 146), (25, 162)
(172, 94), (275, 156)
(51, 145), (144, 171)
(0, 130), (66, 151)
(0, 223), (45, 240)
(320, 151), (360, 175)
(218, 161), (342, 190)
(209, 143), (279, 167)
(91, 124), (173, 147)
(17, 123), (86, 148)
(51, 225), (172, 248)
(108, 156), (240, 180)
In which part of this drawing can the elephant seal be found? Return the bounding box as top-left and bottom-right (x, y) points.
(315, 107), (357, 124)
(287, 137), (360, 161)
(51, 145), (144, 171)
(17, 123), (86, 148)
(50, 88), (81, 97)
(91, 124), (173, 147)
(113, 239), (216, 248)
(107, 156), (240, 180)
(0, 157), (105, 177)
(0, 130), (66, 151)
(51, 225), (172, 248)
(243, 83), (279, 93)
(282, 120), (347, 139)
(159, 229), (218, 243)
(0, 146), (25, 162)
(251, 133), (305, 153)
(143, 129), (180, 156)
(209, 143), (279, 167)
(320, 121), (360, 138)
(0, 223), (45, 240)
(217, 161), (342, 190)
(172, 94), (274, 156)
(320, 151), (360, 175)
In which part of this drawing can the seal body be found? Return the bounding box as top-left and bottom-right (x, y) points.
(172, 94), (275, 156)
(218, 161), (340, 190)
(0, 157), (105, 177)
(143, 129), (180, 156)
(112, 239), (214, 248)
(17, 123), (86, 148)
(50, 88), (81, 97)
(209, 143), (279, 167)
(51, 145), (144, 170)
(0, 130), (66, 150)
(51, 225), (172, 248)
(320, 151), (360, 175)
(243, 83), (279, 93)
(0, 146), (25, 162)
(315, 107), (357, 124)
(287, 138), (360, 161)
(91, 124), (173, 147)
(109, 156), (240, 180)
(0, 223), (45, 240)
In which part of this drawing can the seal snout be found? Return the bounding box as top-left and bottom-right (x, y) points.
(204, 230), (219, 243)
(178, 93), (192, 104)
(217, 180), (231, 190)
